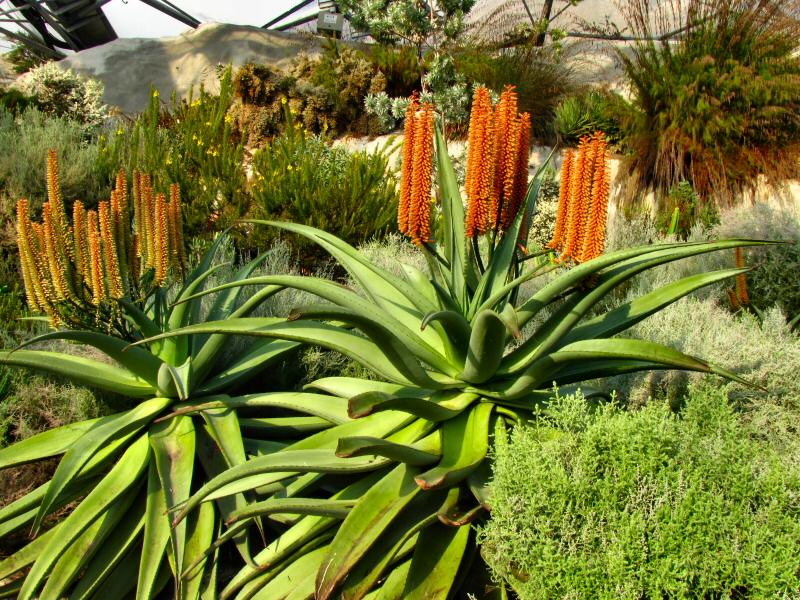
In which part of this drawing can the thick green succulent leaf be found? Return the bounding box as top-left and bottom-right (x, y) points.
(363, 559), (412, 600)
(436, 485), (483, 526)
(434, 122), (468, 308)
(0, 416), (107, 469)
(149, 415), (196, 589)
(335, 433), (441, 467)
(514, 240), (769, 327)
(459, 310), (510, 384)
(33, 396), (170, 533)
(506, 338), (752, 396)
(133, 318), (417, 386)
(348, 390), (478, 421)
(306, 377), (432, 400)
(251, 544), (330, 600)
(504, 240), (774, 373)
(116, 296), (161, 340)
(240, 416), (333, 438)
(560, 268), (747, 345)
(0, 350), (155, 397)
(227, 498), (356, 524)
(0, 520), (62, 582)
(15, 330), (162, 387)
(19, 434), (150, 600)
(178, 392), (352, 424)
(415, 402), (493, 491)
(195, 339), (299, 395)
(316, 463), (422, 600)
(66, 496), (145, 600)
(182, 501), (216, 600)
(247, 220), (440, 325)
(288, 302), (457, 378)
(220, 472), (387, 599)
(138, 461), (171, 600)
(420, 310), (470, 366)
(38, 484), (138, 599)
(401, 523), (471, 599)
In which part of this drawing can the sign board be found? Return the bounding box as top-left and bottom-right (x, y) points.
(317, 11), (344, 32)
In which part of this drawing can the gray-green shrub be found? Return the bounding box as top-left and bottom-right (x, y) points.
(481, 387), (800, 599)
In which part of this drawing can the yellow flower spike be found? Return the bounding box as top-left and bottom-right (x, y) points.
(734, 247), (749, 305)
(548, 149), (575, 250)
(99, 201), (125, 299)
(154, 193), (169, 286)
(141, 175), (156, 270)
(465, 87), (495, 238)
(42, 203), (71, 301)
(72, 200), (90, 283)
(398, 93), (420, 236)
(87, 210), (106, 306)
(168, 184), (185, 273)
(16, 199), (46, 312)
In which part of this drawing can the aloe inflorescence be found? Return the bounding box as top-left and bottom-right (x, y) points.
(16, 150), (185, 333)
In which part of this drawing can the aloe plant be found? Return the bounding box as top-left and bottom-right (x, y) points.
(0, 236), (324, 599)
(138, 100), (768, 596)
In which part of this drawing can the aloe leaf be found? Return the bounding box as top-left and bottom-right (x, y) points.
(316, 463), (423, 600)
(33, 396), (170, 533)
(348, 390), (478, 421)
(420, 310), (470, 365)
(288, 302), (458, 378)
(14, 330), (162, 387)
(195, 339), (299, 395)
(70, 496), (145, 600)
(178, 392), (352, 424)
(240, 416), (333, 438)
(401, 523), (471, 599)
(305, 377), (431, 400)
(182, 501), (216, 600)
(340, 491), (446, 600)
(252, 544), (331, 600)
(149, 415), (195, 590)
(138, 461), (171, 600)
(0, 520), (62, 582)
(436, 486), (483, 526)
(504, 240), (775, 373)
(38, 484), (138, 599)
(415, 402), (493, 490)
(227, 498), (356, 525)
(133, 318), (416, 386)
(335, 434), (441, 466)
(560, 268), (746, 345)
(19, 434), (150, 600)
(0, 416), (107, 469)
(459, 310), (509, 384)
(0, 350), (155, 397)
(220, 472), (386, 599)
(364, 559), (412, 600)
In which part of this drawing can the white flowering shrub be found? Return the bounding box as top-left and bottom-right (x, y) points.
(17, 62), (108, 129)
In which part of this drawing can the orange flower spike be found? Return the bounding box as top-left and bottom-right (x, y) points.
(154, 192), (169, 286)
(398, 94), (420, 235)
(580, 138), (611, 262)
(548, 149), (575, 249)
(734, 247), (749, 305)
(574, 134), (601, 257)
(560, 136), (591, 260)
(511, 112), (531, 227)
(500, 117), (522, 230)
(465, 87), (495, 237)
(142, 176), (156, 269)
(42, 202), (72, 300)
(490, 91), (509, 226)
(99, 201), (125, 298)
(87, 210), (106, 305)
(408, 105), (435, 245)
(169, 183), (186, 272)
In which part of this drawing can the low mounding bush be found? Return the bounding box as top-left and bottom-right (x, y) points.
(14, 62), (108, 130)
(481, 388), (800, 599)
(249, 110), (398, 260)
(618, 0), (800, 208)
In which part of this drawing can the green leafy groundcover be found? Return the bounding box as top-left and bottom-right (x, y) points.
(481, 386), (800, 599)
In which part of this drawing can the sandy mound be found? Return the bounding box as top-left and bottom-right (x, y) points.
(57, 23), (323, 114)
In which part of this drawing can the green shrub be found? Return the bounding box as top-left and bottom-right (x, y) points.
(15, 62), (107, 130)
(250, 110), (399, 261)
(98, 69), (248, 241)
(3, 43), (48, 75)
(554, 88), (626, 145)
(366, 44), (421, 98)
(228, 63), (296, 145)
(481, 387), (800, 599)
(0, 108), (109, 204)
(654, 180), (720, 240)
(0, 88), (35, 115)
(618, 0), (800, 208)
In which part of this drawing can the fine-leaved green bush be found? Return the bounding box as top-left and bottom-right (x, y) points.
(618, 0), (800, 208)
(481, 387), (800, 599)
(249, 111), (398, 261)
(554, 88), (626, 146)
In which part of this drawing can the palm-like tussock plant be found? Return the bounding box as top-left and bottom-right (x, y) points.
(16, 151), (185, 334)
(135, 86), (769, 598)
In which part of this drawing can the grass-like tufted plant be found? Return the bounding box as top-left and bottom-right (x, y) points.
(137, 88), (770, 598)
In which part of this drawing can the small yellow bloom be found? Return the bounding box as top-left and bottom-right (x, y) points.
(166, 156), (173, 165)
(116, 127), (124, 136)
(281, 97), (288, 105)
(287, 165), (293, 171)
(224, 114), (233, 124)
